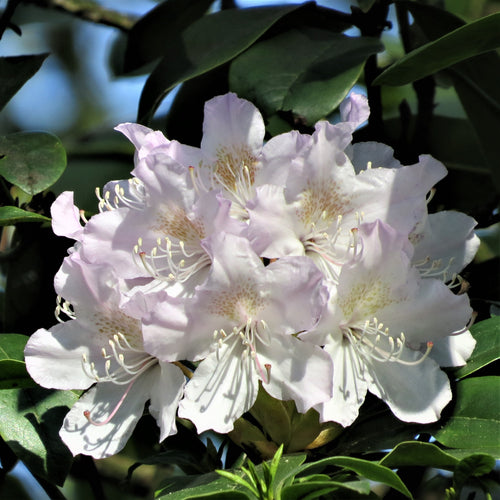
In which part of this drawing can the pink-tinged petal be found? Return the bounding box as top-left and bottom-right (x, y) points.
(80, 208), (145, 280)
(148, 362), (186, 441)
(51, 191), (83, 241)
(247, 185), (306, 258)
(317, 341), (368, 427)
(115, 122), (169, 159)
(366, 354), (452, 423)
(412, 211), (479, 278)
(331, 221), (417, 324)
(340, 93), (369, 130)
(142, 292), (210, 362)
(348, 141), (402, 173)
(132, 149), (195, 203)
(430, 331), (476, 367)
(259, 336), (333, 413)
(260, 131), (311, 186)
(354, 155), (447, 234)
(201, 93), (265, 158)
(178, 340), (259, 434)
(54, 256), (119, 310)
(115, 122), (156, 148)
(59, 370), (155, 458)
(262, 256), (327, 334)
(25, 323), (97, 390)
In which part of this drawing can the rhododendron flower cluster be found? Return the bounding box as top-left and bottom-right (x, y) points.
(25, 93), (478, 459)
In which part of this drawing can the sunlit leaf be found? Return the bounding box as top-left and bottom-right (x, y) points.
(297, 456), (412, 498)
(281, 479), (372, 500)
(374, 12), (500, 86)
(138, 4), (303, 123)
(454, 316), (500, 379)
(434, 376), (500, 456)
(0, 387), (78, 485)
(155, 470), (250, 499)
(0, 54), (49, 112)
(0, 206), (50, 226)
(0, 132), (67, 195)
(0, 334), (36, 389)
(230, 27), (382, 124)
(380, 441), (459, 470)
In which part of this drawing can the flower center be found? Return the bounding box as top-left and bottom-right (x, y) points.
(81, 315), (157, 426)
(205, 146), (259, 219)
(134, 207), (210, 283)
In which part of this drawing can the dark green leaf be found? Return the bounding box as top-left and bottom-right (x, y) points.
(374, 12), (500, 86)
(454, 317), (500, 379)
(272, 453), (308, 492)
(124, 0), (214, 73)
(0, 132), (67, 195)
(165, 64), (230, 146)
(451, 62), (500, 192)
(454, 454), (496, 492)
(138, 4), (302, 123)
(0, 334), (36, 389)
(228, 417), (278, 460)
(249, 386), (292, 446)
(230, 27), (382, 124)
(0, 206), (50, 226)
(330, 399), (424, 455)
(282, 479), (371, 500)
(400, 1), (500, 191)
(356, 0), (377, 12)
(0, 387), (78, 485)
(380, 441), (459, 470)
(155, 470), (250, 499)
(434, 376), (500, 456)
(297, 456), (412, 499)
(0, 54), (49, 112)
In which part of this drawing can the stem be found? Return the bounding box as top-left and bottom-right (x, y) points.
(79, 455), (107, 500)
(352, 1), (391, 142)
(33, 473), (68, 500)
(23, 0), (137, 32)
(396, 4), (435, 158)
(0, 0), (22, 40)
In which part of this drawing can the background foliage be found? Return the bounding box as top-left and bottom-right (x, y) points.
(0, 0), (498, 498)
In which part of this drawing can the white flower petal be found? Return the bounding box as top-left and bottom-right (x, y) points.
(60, 371), (155, 458)
(366, 354), (452, 423)
(51, 191), (83, 241)
(25, 323), (96, 390)
(147, 362), (186, 441)
(412, 211), (479, 277)
(178, 341), (259, 434)
(259, 336), (333, 413)
(317, 341), (368, 427)
(430, 331), (476, 367)
(201, 93), (265, 157)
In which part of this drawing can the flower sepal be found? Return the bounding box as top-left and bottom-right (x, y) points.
(227, 385), (343, 461)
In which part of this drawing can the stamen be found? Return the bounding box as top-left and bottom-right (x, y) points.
(426, 188), (436, 204)
(346, 318), (434, 366)
(55, 296), (76, 322)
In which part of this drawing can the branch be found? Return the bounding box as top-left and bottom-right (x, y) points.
(23, 0), (137, 32)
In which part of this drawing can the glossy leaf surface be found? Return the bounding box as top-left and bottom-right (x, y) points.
(0, 132), (67, 195)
